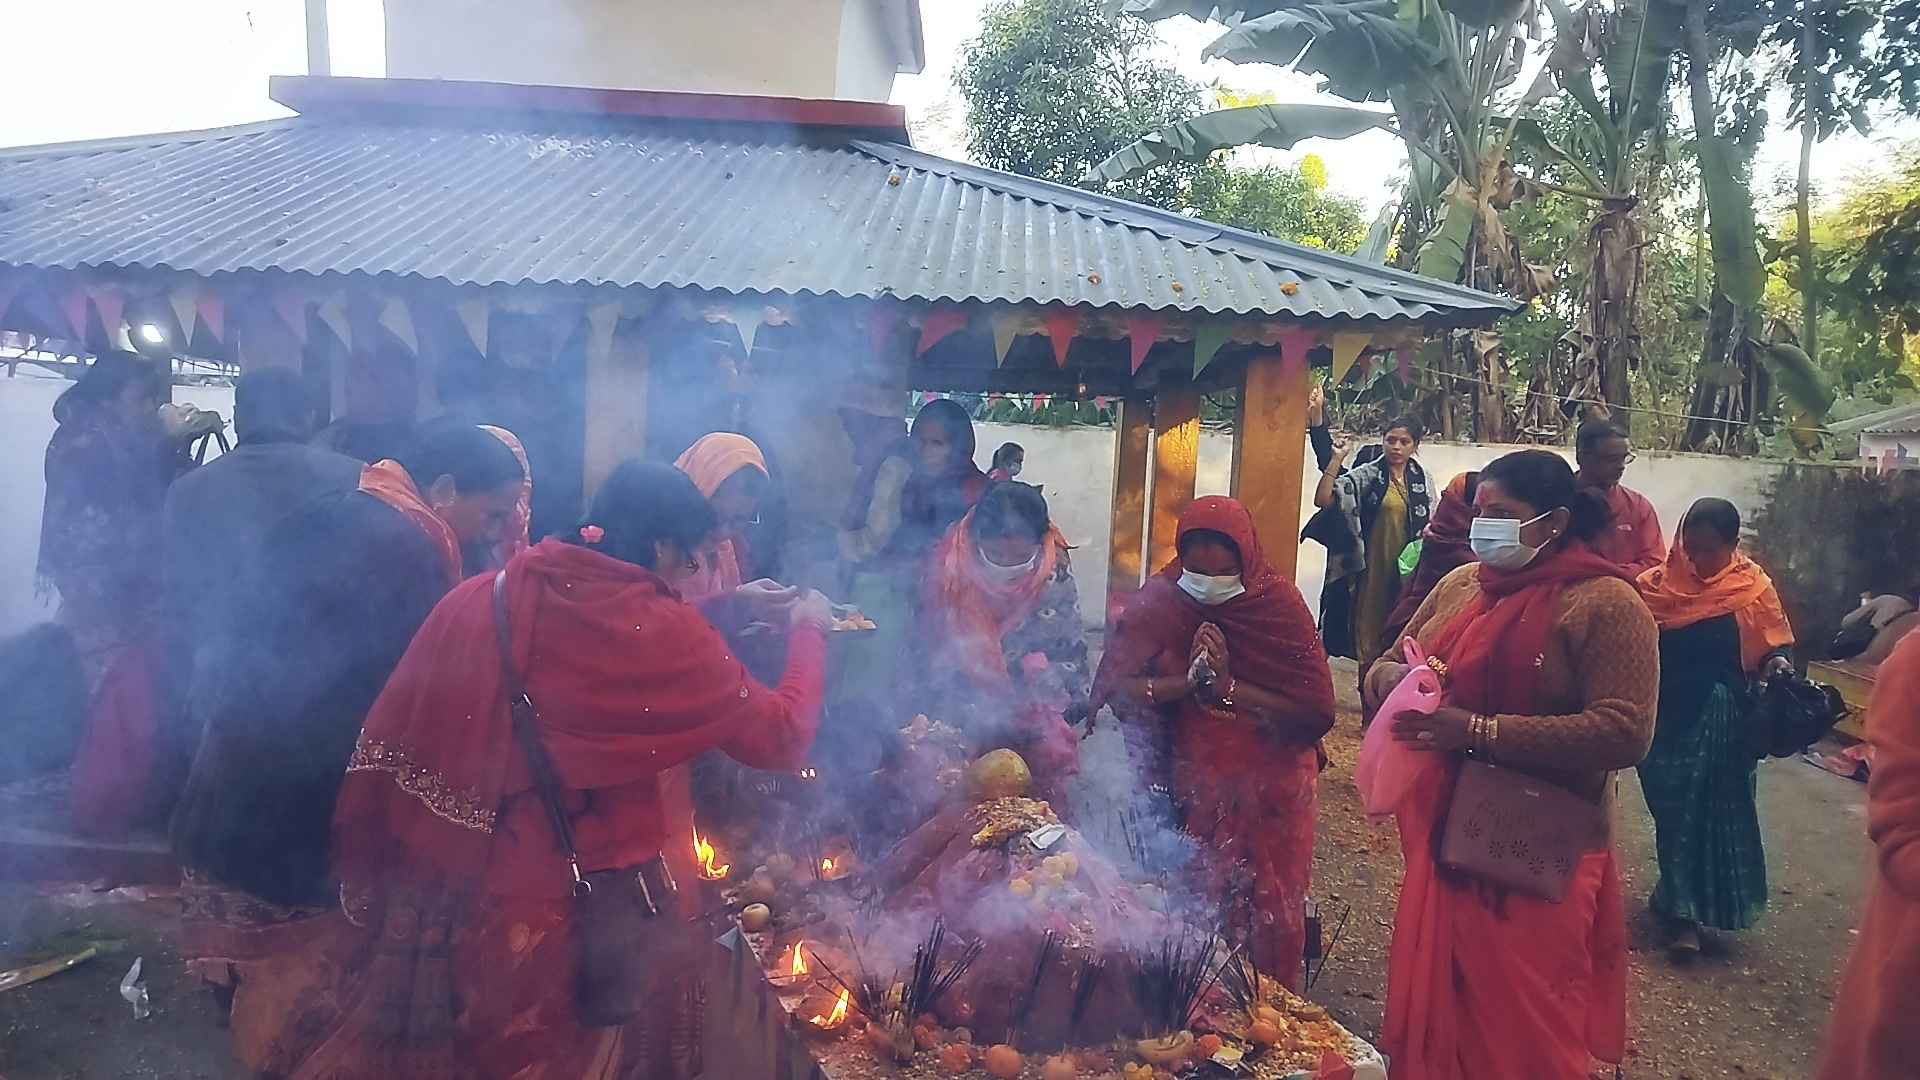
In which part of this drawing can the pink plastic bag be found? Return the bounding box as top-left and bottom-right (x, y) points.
(1354, 637), (1443, 819)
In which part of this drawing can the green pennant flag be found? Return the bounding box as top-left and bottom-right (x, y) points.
(1192, 319), (1229, 377)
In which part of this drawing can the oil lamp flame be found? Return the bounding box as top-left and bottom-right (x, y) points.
(811, 988), (849, 1028)
(692, 827), (730, 880)
(789, 944), (809, 978)
(819, 856), (838, 880)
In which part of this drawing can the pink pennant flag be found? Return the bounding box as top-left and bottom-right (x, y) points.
(922, 390), (936, 403)
(1045, 307), (1078, 368)
(196, 292), (225, 342)
(916, 307), (968, 355)
(87, 288), (124, 345)
(1276, 324), (1320, 386)
(987, 391), (1002, 403)
(1128, 313), (1167, 374)
(1094, 395), (1108, 409)
(272, 289), (309, 344)
(1396, 349), (1412, 384)
(870, 306), (898, 356)
(60, 291), (90, 341)
(1032, 394), (1045, 410)
(1315, 1050), (1355, 1080)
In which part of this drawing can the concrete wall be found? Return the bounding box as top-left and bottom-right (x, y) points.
(383, 0), (908, 101)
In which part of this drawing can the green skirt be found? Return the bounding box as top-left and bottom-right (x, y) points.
(1639, 677), (1769, 930)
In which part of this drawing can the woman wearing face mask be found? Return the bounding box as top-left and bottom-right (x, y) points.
(1314, 416), (1431, 672)
(1635, 498), (1792, 960)
(1092, 497), (1336, 987)
(987, 441), (1025, 483)
(918, 482), (1087, 807)
(1361, 449), (1658, 1080)
(252, 460), (833, 1078)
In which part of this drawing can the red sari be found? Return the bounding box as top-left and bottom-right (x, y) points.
(1092, 497), (1336, 986)
(1385, 546), (1632, 1080)
(248, 539), (825, 1079)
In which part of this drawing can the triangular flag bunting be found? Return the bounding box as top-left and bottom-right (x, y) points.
(990, 311), (1020, 366)
(1094, 395), (1108, 409)
(922, 391), (936, 403)
(196, 291), (225, 342)
(1397, 348), (1413, 384)
(587, 301), (620, 371)
(0, 276), (19, 330)
(987, 392), (1002, 403)
(317, 294), (352, 350)
(167, 286), (198, 345)
(272, 288), (309, 344)
(1357, 353), (1373, 378)
(378, 295), (417, 353)
(1045, 307), (1077, 368)
(60, 291), (90, 342)
(1192, 319), (1230, 377)
(1031, 394), (1045, 410)
(917, 307), (968, 355)
(455, 296), (490, 356)
(88, 288), (125, 348)
(869, 306), (898, 357)
(1128, 313), (1166, 374)
(1315, 1049), (1355, 1080)
(1330, 331), (1370, 384)
(1275, 324), (1320, 386)
(728, 298), (763, 354)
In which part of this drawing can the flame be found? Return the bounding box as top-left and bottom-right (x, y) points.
(819, 856), (836, 878)
(811, 988), (849, 1027)
(789, 944), (809, 978)
(692, 827), (730, 880)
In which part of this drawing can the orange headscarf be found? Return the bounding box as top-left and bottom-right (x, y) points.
(357, 460), (462, 583)
(673, 433), (769, 602)
(924, 509), (1068, 690)
(479, 425), (532, 570)
(1638, 544), (1794, 672)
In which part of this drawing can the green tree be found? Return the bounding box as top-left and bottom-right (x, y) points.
(1186, 154), (1366, 249)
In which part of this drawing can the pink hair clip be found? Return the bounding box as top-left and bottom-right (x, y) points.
(579, 525), (605, 544)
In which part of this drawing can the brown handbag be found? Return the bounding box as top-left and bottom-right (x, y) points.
(1438, 759), (1606, 903)
(492, 570), (701, 1030)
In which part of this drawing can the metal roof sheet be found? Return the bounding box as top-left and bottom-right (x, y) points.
(0, 114), (1516, 322)
(1831, 401), (1920, 436)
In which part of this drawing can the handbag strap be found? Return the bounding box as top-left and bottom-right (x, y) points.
(492, 569), (592, 898)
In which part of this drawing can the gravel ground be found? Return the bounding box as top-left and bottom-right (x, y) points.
(0, 658), (1874, 1079)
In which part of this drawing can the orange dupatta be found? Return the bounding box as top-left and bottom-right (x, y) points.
(1637, 546), (1793, 672)
(924, 510), (1067, 690)
(479, 425), (531, 569)
(673, 433), (768, 602)
(357, 460), (462, 583)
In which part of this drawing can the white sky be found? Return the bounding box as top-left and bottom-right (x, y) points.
(0, 0), (1901, 216)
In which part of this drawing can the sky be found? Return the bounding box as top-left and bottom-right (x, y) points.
(0, 0), (1903, 218)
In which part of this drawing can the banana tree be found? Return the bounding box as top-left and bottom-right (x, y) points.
(1094, 0), (1558, 441)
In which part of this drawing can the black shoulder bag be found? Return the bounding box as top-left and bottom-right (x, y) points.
(491, 569), (697, 1029)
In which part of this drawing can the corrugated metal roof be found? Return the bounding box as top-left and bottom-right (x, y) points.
(0, 114), (1516, 322)
(1831, 401), (1920, 436)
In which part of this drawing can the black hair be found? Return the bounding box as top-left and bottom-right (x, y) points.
(969, 481), (1049, 544)
(234, 369), (320, 443)
(1576, 418), (1627, 453)
(1477, 449), (1614, 542)
(1384, 415), (1423, 441)
(1681, 497), (1741, 546)
(992, 441), (1024, 469)
(1178, 527), (1242, 561)
(53, 351), (166, 424)
(912, 397), (975, 440)
(576, 459), (719, 570)
(392, 421), (526, 495)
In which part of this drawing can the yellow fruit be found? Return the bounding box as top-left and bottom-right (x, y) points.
(967, 749), (1033, 800)
(1248, 1019), (1281, 1046)
(1252, 1004), (1286, 1028)
(984, 1043), (1025, 1079)
(1042, 1053), (1080, 1080)
(737, 903), (771, 931)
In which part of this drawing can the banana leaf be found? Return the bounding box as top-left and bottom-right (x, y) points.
(1201, 1), (1437, 103)
(1602, 0), (1684, 136)
(1697, 135), (1767, 312)
(1415, 182), (1477, 282)
(1763, 341), (1837, 417)
(1356, 201), (1400, 262)
(1090, 103), (1390, 181)
(1109, 0), (1289, 19)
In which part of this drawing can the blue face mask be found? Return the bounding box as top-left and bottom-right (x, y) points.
(1469, 511), (1551, 571)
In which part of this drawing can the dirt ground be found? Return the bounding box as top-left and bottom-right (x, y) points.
(0, 659), (1875, 1079)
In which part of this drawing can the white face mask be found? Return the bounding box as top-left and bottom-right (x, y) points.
(978, 546), (1039, 581)
(1178, 570), (1246, 606)
(1469, 511), (1551, 571)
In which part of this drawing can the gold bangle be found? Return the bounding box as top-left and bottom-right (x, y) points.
(1145, 678), (1157, 704)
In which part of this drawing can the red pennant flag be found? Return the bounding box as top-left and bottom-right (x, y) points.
(1357, 353), (1373, 378)
(988, 391), (1002, 403)
(196, 292), (225, 342)
(1128, 313), (1166, 374)
(916, 307), (968, 355)
(1095, 395), (1108, 409)
(1315, 1050), (1355, 1080)
(60, 291), (90, 341)
(1276, 324), (1319, 387)
(1032, 394), (1045, 410)
(87, 288), (124, 345)
(272, 289), (309, 343)
(922, 390), (936, 403)
(1045, 307), (1077, 368)
(1397, 348), (1412, 384)
(870, 307), (898, 356)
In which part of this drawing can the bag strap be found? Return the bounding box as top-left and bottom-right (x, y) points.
(492, 569), (592, 898)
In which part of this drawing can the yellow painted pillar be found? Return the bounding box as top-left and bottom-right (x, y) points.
(1106, 397), (1151, 620)
(1147, 382), (1201, 574)
(583, 316), (649, 503)
(1231, 353), (1310, 580)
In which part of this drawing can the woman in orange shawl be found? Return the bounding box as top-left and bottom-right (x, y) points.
(1817, 627), (1920, 1079)
(917, 482), (1087, 807)
(1092, 496), (1336, 986)
(252, 460), (833, 1079)
(673, 432), (770, 603)
(1635, 498), (1793, 957)
(1367, 450), (1657, 1080)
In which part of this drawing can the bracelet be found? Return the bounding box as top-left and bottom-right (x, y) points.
(1145, 678), (1158, 704)
(1468, 713), (1495, 756)
(1215, 678), (1237, 711)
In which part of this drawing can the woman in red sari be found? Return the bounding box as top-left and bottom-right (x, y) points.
(1364, 450), (1658, 1080)
(248, 460), (833, 1079)
(1091, 497), (1336, 987)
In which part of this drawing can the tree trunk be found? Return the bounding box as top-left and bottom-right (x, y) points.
(1583, 202), (1642, 413)
(1797, 0), (1820, 359)
(1681, 0), (1756, 452)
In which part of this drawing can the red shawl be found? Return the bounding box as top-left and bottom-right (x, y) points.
(333, 539), (809, 894)
(357, 460), (462, 583)
(923, 510), (1069, 690)
(1093, 496), (1335, 723)
(1388, 472), (1478, 632)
